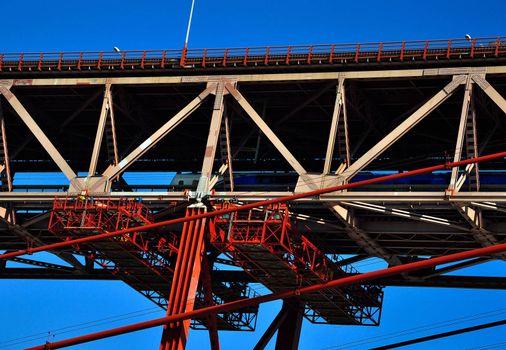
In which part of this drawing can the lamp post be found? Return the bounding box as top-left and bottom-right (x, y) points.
(184, 0), (196, 49)
(181, 0), (195, 66)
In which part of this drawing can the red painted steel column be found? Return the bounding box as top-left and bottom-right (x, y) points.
(201, 254), (220, 350)
(159, 206), (207, 350)
(274, 298), (303, 350)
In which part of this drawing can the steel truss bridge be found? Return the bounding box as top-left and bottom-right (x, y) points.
(1, 36), (506, 349)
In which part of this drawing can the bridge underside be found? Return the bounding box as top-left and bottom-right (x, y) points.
(1, 44), (506, 349)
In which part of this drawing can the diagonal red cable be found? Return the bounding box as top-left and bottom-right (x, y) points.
(3, 150), (506, 262)
(28, 240), (506, 349)
(12, 150), (506, 349)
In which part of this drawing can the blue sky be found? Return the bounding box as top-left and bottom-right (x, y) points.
(1, 0), (506, 349)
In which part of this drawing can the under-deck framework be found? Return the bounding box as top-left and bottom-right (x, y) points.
(1, 36), (506, 349)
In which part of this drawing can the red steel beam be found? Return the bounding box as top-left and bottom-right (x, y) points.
(28, 241), (506, 349)
(200, 254), (221, 350)
(2, 150), (506, 261)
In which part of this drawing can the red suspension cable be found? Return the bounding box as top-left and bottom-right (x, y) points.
(28, 241), (506, 349)
(2, 150), (506, 262)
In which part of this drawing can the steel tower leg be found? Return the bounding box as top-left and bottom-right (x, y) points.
(201, 253), (220, 350)
(159, 206), (207, 350)
(274, 298), (303, 350)
(253, 302), (290, 350)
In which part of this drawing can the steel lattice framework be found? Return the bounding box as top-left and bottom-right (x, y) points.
(1, 36), (506, 349)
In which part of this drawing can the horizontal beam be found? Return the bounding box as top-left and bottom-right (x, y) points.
(3, 268), (505, 290)
(374, 275), (506, 290)
(6, 257), (73, 271)
(0, 268), (114, 280)
(2, 191), (506, 203)
(1, 66), (501, 87)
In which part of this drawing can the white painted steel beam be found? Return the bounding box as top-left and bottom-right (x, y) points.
(339, 75), (466, 182)
(223, 111), (234, 191)
(473, 75), (506, 115)
(455, 163), (476, 192)
(226, 83), (307, 176)
(0, 102), (11, 191)
(1, 191), (506, 203)
(102, 84), (216, 180)
(3, 65), (504, 86)
(197, 83), (224, 193)
(0, 86), (77, 181)
(471, 202), (506, 213)
(323, 79), (344, 174)
(341, 80), (351, 168)
(443, 77), (504, 256)
(88, 84), (110, 176)
(107, 86), (119, 166)
(449, 77), (473, 189)
(208, 164), (227, 190)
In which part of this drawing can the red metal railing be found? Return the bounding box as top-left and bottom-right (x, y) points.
(0, 36), (505, 72)
(48, 197), (178, 275)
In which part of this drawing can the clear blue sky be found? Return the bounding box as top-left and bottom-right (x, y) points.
(1, 0), (506, 349)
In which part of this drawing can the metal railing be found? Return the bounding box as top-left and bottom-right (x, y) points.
(0, 36), (505, 72)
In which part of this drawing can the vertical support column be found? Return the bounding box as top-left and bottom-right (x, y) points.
(217, 104), (234, 191)
(0, 99), (12, 191)
(106, 86), (119, 166)
(160, 206), (207, 350)
(340, 82), (351, 169)
(449, 77), (473, 190)
(209, 108), (237, 191)
(253, 302), (290, 350)
(323, 78), (344, 174)
(274, 298), (304, 350)
(201, 254), (220, 350)
(223, 111), (234, 191)
(464, 96), (480, 191)
(89, 84), (111, 176)
(197, 83), (224, 194)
